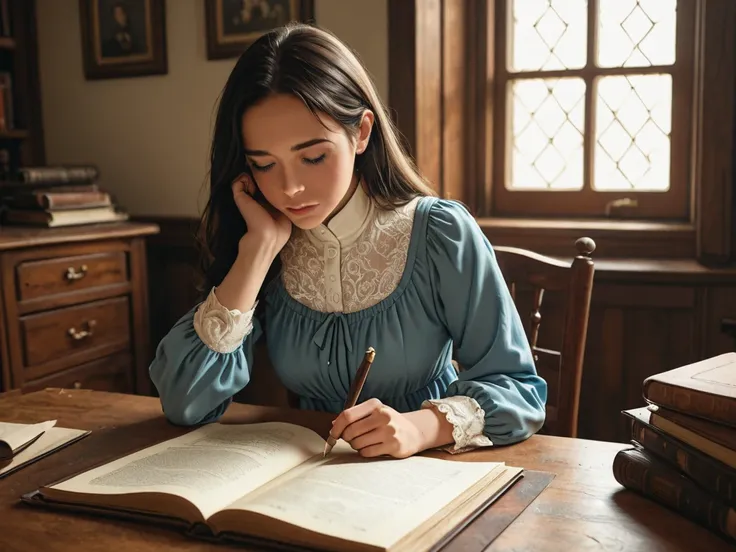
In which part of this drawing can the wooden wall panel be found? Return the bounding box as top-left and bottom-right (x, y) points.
(579, 292), (698, 443)
(146, 240), (200, 355)
(702, 286), (736, 357)
(584, 308), (625, 442)
(695, 0), (736, 264)
(441, 0), (468, 203)
(388, 0), (442, 190)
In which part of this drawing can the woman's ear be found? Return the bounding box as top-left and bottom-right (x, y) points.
(355, 110), (374, 155)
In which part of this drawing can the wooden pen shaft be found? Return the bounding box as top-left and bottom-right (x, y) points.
(324, 347), (376, 456)
(343, 347), (375, 409)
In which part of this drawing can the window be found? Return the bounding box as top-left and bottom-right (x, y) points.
(491, 0), (696, 219)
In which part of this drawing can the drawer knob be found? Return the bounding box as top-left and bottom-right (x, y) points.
(73, 381), (82, 389)
(68, 319), (97, 340)
(65, 265), (88, 280)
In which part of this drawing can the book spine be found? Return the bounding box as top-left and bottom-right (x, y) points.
(17, 166), (99, 185)
(645, 381), (736, 428)
(654, 407), (736, 451)
(612, 447), (736, 543)
(44, 192), (111, 209)
(632, 422), (736, 507)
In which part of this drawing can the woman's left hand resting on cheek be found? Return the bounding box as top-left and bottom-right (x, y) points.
(330, 398), (457, 458)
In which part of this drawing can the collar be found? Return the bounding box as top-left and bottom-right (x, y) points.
(305, 183), (373, 247)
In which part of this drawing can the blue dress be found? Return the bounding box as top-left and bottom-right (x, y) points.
(149, 197), (547, 446)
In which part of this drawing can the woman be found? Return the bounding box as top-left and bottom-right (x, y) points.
(149, 23), (546, 458)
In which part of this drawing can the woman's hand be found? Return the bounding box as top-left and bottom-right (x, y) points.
(329, 398), (429, 459)
(232, 173), (291, 254)
(211, 173), (292, 312)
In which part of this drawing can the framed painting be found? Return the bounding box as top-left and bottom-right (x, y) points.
(205, 0), (315, 60)
(78, 0), (167, 80)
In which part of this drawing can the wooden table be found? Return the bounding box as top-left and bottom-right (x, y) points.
(0, 389), (731, 552)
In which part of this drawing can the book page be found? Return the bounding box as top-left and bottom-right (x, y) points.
(0, 425), (87, 477)
(0, 420), (56, 458)
(48, 422), (324, 520)
(223, 441), (505, 549)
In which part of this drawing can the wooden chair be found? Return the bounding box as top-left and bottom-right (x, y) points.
(491, 238), (596, 438)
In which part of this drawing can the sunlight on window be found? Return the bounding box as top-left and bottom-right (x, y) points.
(510, 0), (587, 71)
(510, 78), (585, 190)
(598, 0), (677, 68)
(595, 74), (672, 191)
(506, 0), (677, 192)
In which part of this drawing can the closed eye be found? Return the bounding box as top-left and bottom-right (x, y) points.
(249, 160), (274, 173)
(303, 153), (326, 165)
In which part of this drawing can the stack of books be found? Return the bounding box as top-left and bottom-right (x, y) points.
(0, 165), (129, 227)
(613, 352), (736, 544)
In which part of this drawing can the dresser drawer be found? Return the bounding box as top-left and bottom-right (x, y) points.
(16, 251), (128, 302)
(19, 297), (131, 373)
(22, 352), (134, 394)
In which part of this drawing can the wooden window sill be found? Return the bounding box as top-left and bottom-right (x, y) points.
(478, 218), (736, 283)
(477, 217), (696, 259)
(584, 258), (736, 283)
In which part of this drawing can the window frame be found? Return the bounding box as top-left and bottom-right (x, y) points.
(491, 0), (696, 220)
(387, 0), (735, 263)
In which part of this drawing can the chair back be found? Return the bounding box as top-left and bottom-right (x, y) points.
(492, 238), (596, 438)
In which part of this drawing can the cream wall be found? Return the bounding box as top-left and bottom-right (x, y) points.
(35, 0), (388, 217)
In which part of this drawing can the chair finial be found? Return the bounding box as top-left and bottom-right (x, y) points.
(575, 237), (596, 257)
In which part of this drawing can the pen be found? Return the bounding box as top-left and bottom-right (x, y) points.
(323, 346), (376, 457)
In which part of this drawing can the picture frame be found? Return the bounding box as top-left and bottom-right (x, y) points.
(205, 0), (315, 60)
(78, 0), (167, 80)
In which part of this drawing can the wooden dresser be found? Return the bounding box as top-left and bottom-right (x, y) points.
(0, 222), (159, 396)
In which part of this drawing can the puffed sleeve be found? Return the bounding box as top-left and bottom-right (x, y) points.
(424, 199), (547, 446)
(148, 288), (260, 426)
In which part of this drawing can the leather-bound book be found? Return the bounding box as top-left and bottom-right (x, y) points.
(643, 353), (736, 428)
(649, 405), (736, 452)
(624, 407), (736, 507)
(612, 446), (736, 544)
(7, 190), (111, 210)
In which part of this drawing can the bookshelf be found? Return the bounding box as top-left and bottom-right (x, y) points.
(0, 0), (44, 178)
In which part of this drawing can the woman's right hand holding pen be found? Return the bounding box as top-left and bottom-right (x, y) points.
(329, 399), (428, 459)
(211, 173), (292, 312)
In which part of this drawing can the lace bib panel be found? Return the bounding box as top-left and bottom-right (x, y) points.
(280, 198), (419, 313)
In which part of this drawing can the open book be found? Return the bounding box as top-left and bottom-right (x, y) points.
(24, 422), (523, 552)
(0, 420), (55, 459)
(0, 420), (89, 478)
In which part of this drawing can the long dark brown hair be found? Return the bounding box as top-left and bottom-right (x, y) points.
(197, 22), (436, 303)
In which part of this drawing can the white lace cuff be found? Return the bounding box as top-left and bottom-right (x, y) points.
(422, 396), (493, 454)
(192, 287), (257, 354)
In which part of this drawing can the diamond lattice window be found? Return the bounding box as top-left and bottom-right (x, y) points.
(511, 78), (586, 190)
(493, 0), (693, 219)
